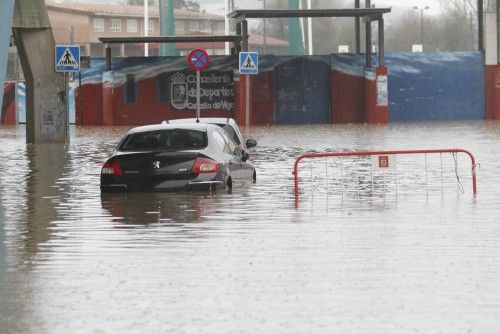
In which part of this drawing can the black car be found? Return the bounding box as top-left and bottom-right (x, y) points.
(100, 123), (256, 192)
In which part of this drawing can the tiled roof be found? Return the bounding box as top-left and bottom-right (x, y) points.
(45, 0), (224, 20)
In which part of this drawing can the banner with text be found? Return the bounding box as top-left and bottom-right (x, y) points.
(169, 71), (234, 112)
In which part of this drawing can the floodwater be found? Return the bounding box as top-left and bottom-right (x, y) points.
(1, 122), (500, 333)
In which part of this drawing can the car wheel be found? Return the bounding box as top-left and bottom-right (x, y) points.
(252, 171), (256, 183)
(226, 177), (233, 194)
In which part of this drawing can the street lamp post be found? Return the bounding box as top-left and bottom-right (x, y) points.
(413, 6), (430, 49)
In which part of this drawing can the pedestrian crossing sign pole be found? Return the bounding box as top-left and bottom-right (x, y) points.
(55, 45), (81, 72)
(239, 52), (258, 75)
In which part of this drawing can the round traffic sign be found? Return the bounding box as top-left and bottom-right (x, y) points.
(187, 49), (210, 71)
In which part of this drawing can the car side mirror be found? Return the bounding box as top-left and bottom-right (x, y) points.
(246, 139), (257, 149)
(241, 151), (250, 162)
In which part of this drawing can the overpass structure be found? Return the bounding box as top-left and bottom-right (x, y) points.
(1, 0), (66, 143)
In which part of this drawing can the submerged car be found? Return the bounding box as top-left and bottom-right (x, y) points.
(163, 117), (257, 151)
(100, 123), (256, 192)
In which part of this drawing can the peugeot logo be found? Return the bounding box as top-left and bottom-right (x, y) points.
(152, 161), (160, 169)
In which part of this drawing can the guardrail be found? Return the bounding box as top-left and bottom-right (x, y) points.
(293, 149), (478, 208)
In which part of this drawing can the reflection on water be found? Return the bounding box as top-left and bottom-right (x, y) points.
(1, 122), (500, 333)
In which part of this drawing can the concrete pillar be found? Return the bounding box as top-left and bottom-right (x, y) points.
(12, 0), (67, 143)
(0, 0), (15, 112)
(159, 0), (177, 56)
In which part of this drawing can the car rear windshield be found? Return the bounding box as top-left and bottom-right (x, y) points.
(119, 129), (207, 151)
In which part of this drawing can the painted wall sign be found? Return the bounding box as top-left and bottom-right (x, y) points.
(377, 75), (388, 107)
(169, 71), (234, 111)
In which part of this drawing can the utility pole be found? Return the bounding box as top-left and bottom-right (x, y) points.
(413, 6), (430, 50)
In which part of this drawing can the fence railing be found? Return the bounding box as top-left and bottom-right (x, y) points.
(293, 149), (478, 208)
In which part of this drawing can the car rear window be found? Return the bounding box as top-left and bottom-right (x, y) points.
(119, 129), (207, 151)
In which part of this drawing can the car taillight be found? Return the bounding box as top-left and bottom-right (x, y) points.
(191, 157), (219, 174)
(101, 160), (123, 176)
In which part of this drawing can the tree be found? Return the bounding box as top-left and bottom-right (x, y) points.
(485, 0), (496, 11)
(437, 0), (476, 50)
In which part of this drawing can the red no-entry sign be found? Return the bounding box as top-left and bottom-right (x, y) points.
(187, 49), (209, 71)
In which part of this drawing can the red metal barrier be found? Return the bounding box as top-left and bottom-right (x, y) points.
(293, 149), (478, 208)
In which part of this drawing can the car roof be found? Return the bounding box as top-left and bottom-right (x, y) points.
(164, 117), (237, 127)
(126, 122), (217, 135)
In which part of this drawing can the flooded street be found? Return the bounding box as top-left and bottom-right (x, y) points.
(1, 122), (500, 333)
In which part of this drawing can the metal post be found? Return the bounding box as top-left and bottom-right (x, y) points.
(378, 18), (385, 66)
(236, 22), (242, 54)
(196, 70), (200, 122)
(79, 71), (83, 125)
(225, 0), (230, 55)
(144, 0), (149, 56)
(262, 0), (267, 54)
(365, 0), (372, 68)
(68, 26), (74, 44)
(307, 0), (313, 55)
(478, 0), (484, 51)
(420, 8), (424, 46)
(241, 20), (248, 51)
(105, 46), (111, 71)
(355, 0), (360, 54)
(245, 75), (250, 126)
(63, 72), (69, 143)
(241, 19), (250, 127)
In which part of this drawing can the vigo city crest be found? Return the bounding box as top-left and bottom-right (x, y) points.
(171, 72), (188, 110)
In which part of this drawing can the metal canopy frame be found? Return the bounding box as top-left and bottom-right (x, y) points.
(99, 35), (242, 44)
(99, 35), (242, 70)
(228, 7), (391, 68)
(228, 8), (391, 21)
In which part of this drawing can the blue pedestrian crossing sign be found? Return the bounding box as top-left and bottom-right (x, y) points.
(239, 52), (258, 75)
(55, 45), (80, 72)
